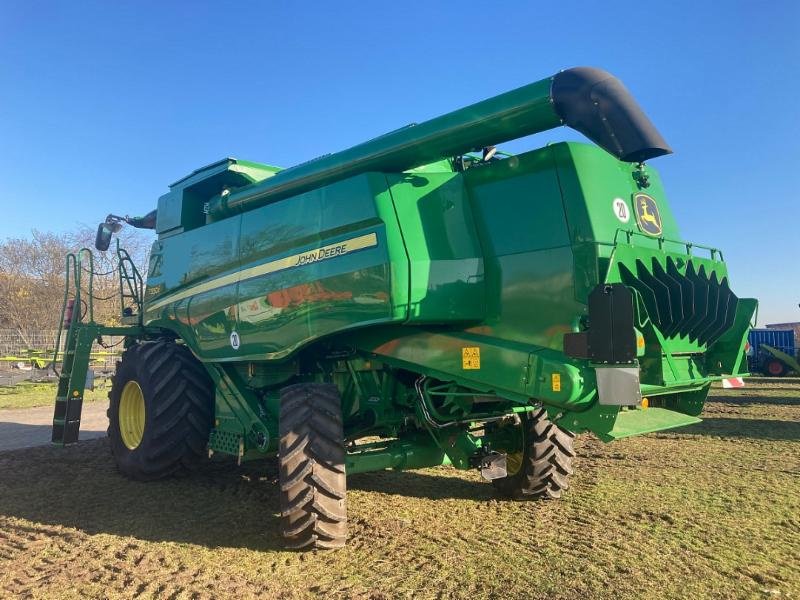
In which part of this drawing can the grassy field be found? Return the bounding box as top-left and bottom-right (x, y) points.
(0, 381), (798, 599)
(0, 380), (109, 410)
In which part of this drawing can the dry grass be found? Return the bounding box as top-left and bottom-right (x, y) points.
(0, 381), (798, 599)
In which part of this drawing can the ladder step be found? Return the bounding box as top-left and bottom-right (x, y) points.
(51, 420), (81, 445)
(52, 396), (84, 434)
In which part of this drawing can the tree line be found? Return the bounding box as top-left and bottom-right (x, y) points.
(0, 226), (150, 348)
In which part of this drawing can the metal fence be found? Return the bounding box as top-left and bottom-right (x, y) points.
(0, 330), (61, 355)
(0, 329), (122, 386)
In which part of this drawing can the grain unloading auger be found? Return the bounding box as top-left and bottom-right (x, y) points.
(54, 67), (755, 549)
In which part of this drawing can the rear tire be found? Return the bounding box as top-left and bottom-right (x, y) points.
(279, 383), (347, 550)
(107, 341), (213, 481)
(492, 407), (576, 500)
(765, 359), (787, 377)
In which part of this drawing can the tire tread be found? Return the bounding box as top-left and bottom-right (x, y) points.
(279, 383), (346, 550)
(107, 341), (213, 481)
(493, 407), (576, 500)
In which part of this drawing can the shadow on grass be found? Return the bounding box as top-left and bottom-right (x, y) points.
(0, 439), (285, 551)
(683, 418), (800, 441)
(0, 438), (490, 551)
(348, 469), (492, 501)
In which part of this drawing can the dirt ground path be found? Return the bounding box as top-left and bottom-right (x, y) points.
(0, 402), (107, 451)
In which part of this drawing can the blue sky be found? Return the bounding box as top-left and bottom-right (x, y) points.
(1, 1), (798, 323)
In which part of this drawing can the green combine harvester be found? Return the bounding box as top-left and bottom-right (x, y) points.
(52, 67), (754, 549)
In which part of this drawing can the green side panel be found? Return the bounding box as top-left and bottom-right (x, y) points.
(144, 215), (242, 360)
(234, 174), (405, 360)
(145, 173), (410, 362)
(386, 171), (485, 322)
(705, 297), (756, 376)
(552, 142), (680, 247)
(463, 147), (580, 352)
(551, 142), (679, 304)
(355, 329), (531, 400)
(352, 148), (598, 407)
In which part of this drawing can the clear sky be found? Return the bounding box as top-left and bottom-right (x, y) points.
(1, 1), (798, 323)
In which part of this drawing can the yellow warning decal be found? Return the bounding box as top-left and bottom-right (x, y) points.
(462, 347), (480, 370)
(551, 373), (561, 392)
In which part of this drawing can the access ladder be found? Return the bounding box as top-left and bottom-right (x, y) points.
(51, 244), (146, 445)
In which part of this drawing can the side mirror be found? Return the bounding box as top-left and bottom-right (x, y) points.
(95, 223), (113, 251)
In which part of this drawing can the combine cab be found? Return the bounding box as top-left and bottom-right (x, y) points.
(52, 67), (754, 549)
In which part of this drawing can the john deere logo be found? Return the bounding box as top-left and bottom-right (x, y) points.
(634, 193), (662, 236)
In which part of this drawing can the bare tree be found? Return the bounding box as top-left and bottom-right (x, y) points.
(0, 231), (71, 345)
(0, 226), (152, 348)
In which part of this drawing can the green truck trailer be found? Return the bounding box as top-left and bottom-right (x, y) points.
(52, 67), (755, 549)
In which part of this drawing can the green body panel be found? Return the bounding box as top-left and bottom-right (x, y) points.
(386, 171), (485, 322)
(145, 173), (408, 361)
(464, 149), (577, 352)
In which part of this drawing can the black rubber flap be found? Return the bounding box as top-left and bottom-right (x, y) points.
(551, 67), (672, 162)
(651, 258), (684, 337)
(620, 263), (660, 325)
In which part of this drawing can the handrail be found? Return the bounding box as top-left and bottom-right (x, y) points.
(48, 240), (144, 376)
(51, 248), (101, 376)
(51, 253), (78, 375)
(78, 247), (95, 323)
(611, 228), (724, 261)
(116, 238), (144, 322)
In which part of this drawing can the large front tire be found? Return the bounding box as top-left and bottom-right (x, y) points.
(107, 341), (214, 481)
(279, 383), (347, 550)
(492, 407), (576, 500)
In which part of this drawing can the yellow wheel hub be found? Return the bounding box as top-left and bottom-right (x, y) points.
(497, 419), (526, 477)
(505, 450), (524, 476)
(119, 380), (146, 450)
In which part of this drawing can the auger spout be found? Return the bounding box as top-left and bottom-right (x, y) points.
(207, 66), (671, 219)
